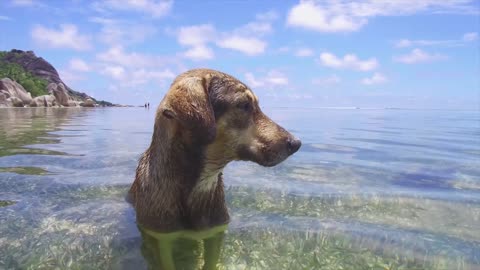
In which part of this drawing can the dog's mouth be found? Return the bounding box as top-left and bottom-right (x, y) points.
(237, 137), (301, 167)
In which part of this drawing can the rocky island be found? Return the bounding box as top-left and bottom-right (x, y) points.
(0, 49), (113, 108)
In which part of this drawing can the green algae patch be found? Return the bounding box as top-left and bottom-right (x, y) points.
(0, 200), (16, 207)
(0, 166), (50, 175)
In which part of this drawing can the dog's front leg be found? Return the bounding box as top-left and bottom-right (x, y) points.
(157, 239), (175, 270)
(202, 231), (225, 270)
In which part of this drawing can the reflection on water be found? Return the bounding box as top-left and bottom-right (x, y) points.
(0, 107), (479, 269)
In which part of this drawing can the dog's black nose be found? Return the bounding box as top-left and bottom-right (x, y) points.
(286, 138), (301, 155)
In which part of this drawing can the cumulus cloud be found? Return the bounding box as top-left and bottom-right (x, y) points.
(287, 1), (366, 32)
(11, 0), (39, 6)
(89, 17), (157, 45)
(361, 72), (387, 85)
(127, 69), (175, 86)
(58, 69), (85, 84)
(101, 65), (126, 80)
(92, 0), (173, 18)
(294, 48), (314, 57)
(100, 64), (175, 87)
(394, 48), (447, 64)
(183, 45), (214, 61)
(245, 70), (289, 89)
(176, 24), (216, 60)
(31, 24), (92, 51)
(69, 58), (91, 72)
(463, 32), (478, 41)
(312, 75), (341, 86)
(216, 36), (267, 56)
(287, 0), (478, 33)
(256, 10), (279, 21)
(95, 46), (181, 88)
(395, 32), (479, 48)
(319, 52), (378, 71)
(96, 46), (179, 68)
(275, 46), (291, 54)
(235, 21), (273, 36)
(175, 11), (276, 58)
(177, 24), (216, 46)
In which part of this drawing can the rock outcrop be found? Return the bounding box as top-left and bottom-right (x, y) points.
(0, 78), (33, 104)
(30, 95), (56, 107)
(1, 50), (90, 101)
(1, 49), (114, 107)
(0, 93), (6, 106)
(47, 83), (70, 106)
(80, 98), (95, 107)
(7, 97), (24, 107)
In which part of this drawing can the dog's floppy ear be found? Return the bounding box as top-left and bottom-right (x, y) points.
(161, 76), (216, 144)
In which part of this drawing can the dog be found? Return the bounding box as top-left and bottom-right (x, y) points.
(128, 68), (301, 269)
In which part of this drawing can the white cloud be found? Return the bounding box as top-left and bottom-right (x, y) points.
(101, 65), (175, 87)
(11, 0), (36, 6)
(394, 48), (447, 64)
(361, 72), (387, 85)
(0, 15), (11, 20)
(395, 38), (455, 47)
(286, 0), (478, 33)
(69, 58), (90, 72)
(93, 0), (173, 18)
(96, 46), (179, 68)
(395, 32), (479, 48)
(236, 21), (273, 36)
(319, 52), (378, 71)
(287, 1), (366, 32)
(312, 75), (341, 85)
(216, 36), (267, 56)
(396, 39), (413, 48)
(175, 11), (275, 58)
(31, 24), (92, 51)
(214, 12), (276, 55)
(245, 73), (264, 88)
(176, 24), (216, 60)
(294, 48), (314, 57)
(101, 65), (126, 80)
(245, 70), (289, 88)
(287, 94), (313, 100)
(256, 10), (279, 21)
(128, 69), (175, 86)
(275, 46), (291, 54)
(59, 69), (85, 84)
(183, 45), (214, 61)
(177, 24), (216, 46)
(463, 32), (478, 41)
(95, 46), (183, 89)
(89, 17), (156, 45)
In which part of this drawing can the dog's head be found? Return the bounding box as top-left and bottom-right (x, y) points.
(158, 69), (301, 167)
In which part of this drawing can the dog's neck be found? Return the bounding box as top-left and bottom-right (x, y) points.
(187, 138), (234, 210)
(191, 158), (227, 197)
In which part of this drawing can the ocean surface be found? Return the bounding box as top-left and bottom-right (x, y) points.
(0, 107), (479, 269)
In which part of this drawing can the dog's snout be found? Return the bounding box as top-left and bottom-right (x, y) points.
(286, 138), (301, 155)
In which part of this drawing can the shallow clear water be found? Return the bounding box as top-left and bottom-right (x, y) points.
(0, 107), (479, 269)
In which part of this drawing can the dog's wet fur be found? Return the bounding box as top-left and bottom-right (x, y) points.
(128, 69), (301, 232)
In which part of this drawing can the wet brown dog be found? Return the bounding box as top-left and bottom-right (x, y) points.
(128, 68), (300, 268)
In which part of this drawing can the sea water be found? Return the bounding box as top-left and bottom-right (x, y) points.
(0, 107), (479, 269)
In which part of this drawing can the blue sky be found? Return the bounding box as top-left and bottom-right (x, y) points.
(0, 0), (478, 109)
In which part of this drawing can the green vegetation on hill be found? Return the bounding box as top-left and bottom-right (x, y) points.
(0, 52), (49, 97)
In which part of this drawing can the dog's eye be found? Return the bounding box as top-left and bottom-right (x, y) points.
(238, 102), (251, 112)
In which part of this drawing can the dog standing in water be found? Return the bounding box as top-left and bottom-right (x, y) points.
(128, 69), (301, 269)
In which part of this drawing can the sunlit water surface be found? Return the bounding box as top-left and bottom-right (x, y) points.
(0, 107), (479, 269)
